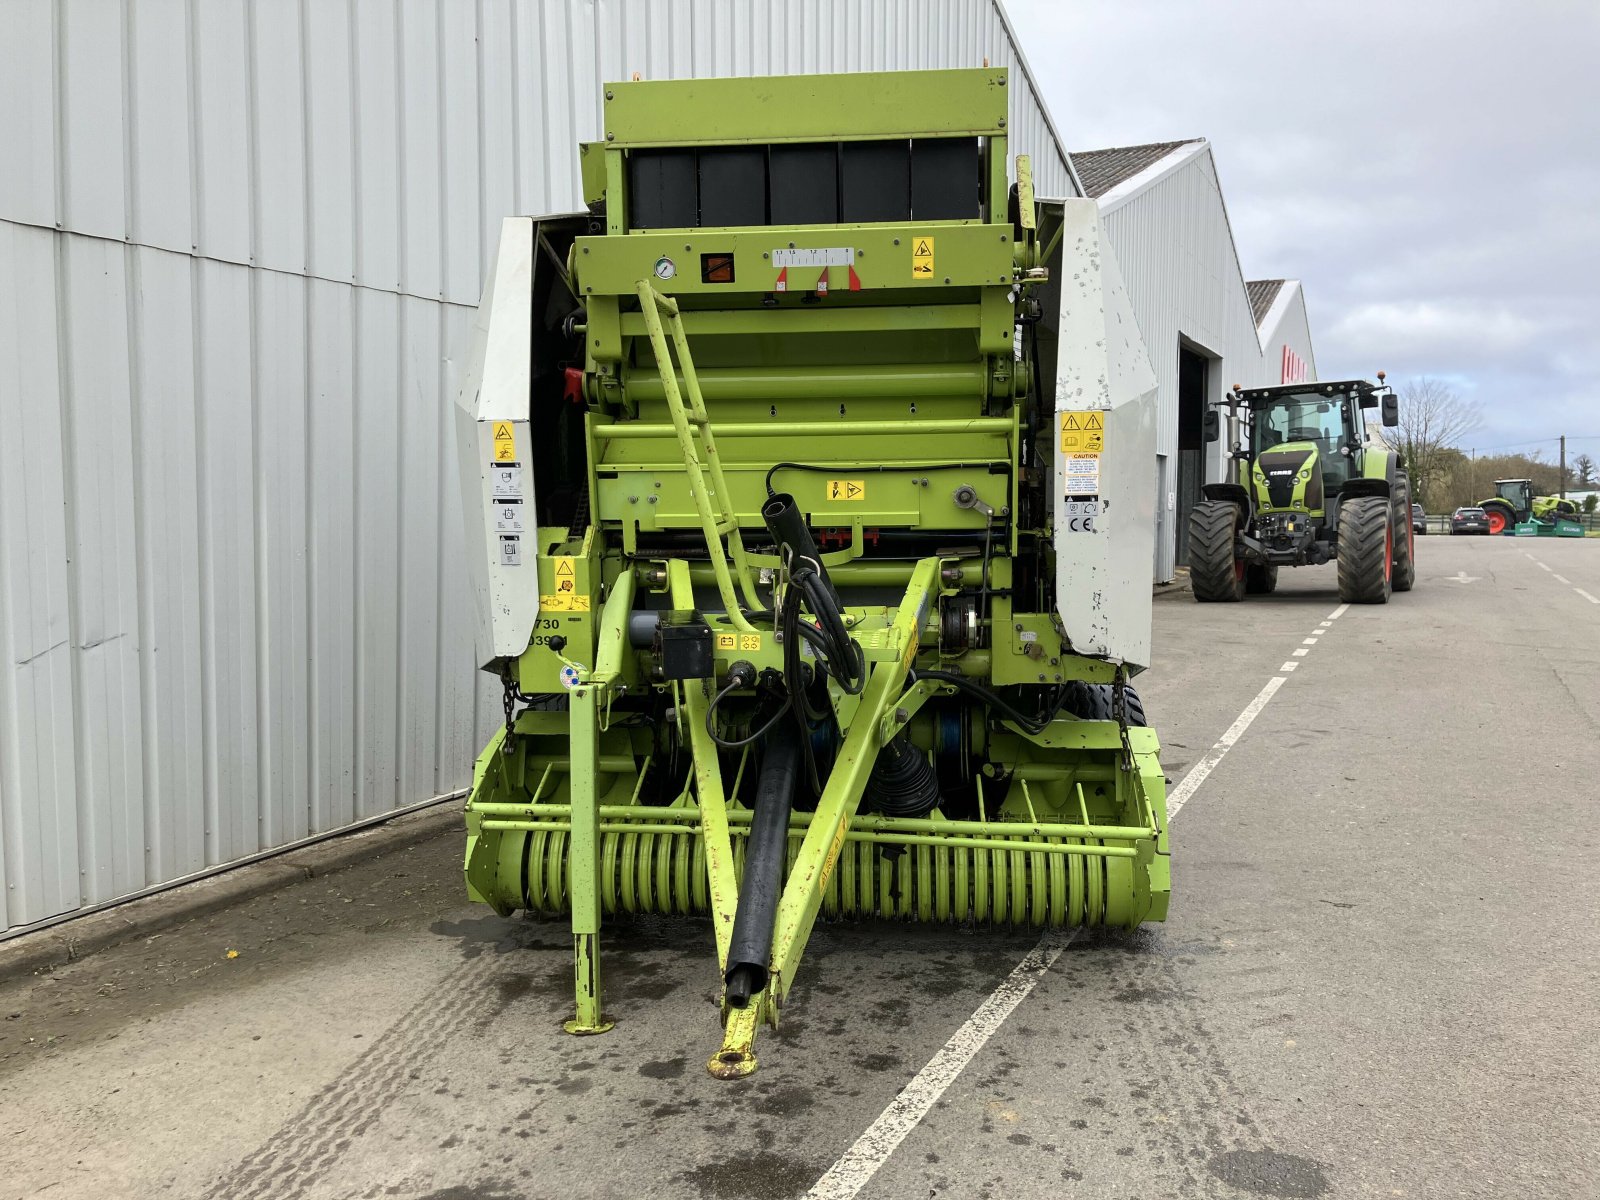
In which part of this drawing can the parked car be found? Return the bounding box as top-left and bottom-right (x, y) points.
(1452, 506), (1491, 535)
(1412, 503), (1427, 535)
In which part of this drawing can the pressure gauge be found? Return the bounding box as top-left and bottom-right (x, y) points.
(653, 256), (676, 280)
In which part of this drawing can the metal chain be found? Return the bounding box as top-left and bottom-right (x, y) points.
(1111, 667), (1135, 772)
(500, 670), (520, 755)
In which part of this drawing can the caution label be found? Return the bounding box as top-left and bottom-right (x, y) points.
(739, 633), (762, 652)
(540, 593), (591, 613)
(911, 236), (935, 280)
(1059, 410), (1105, 453)
(715, 632), (737, 651)
(826, 480), (866, 502)
(492, 421), (517, 462)
(552, 556), (576, 595)
(1065, 454), (1101, 495)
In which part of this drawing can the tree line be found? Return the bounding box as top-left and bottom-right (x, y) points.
(1381, 377), (1596, 514)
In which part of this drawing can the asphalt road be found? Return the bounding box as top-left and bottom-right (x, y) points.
(2, 533), (1597, 1200)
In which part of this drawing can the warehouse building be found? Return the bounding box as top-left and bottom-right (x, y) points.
(1072, 139), (1319, 581)
(0, 0), (1081, 935)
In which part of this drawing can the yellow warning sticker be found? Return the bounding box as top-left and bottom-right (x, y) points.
(540, 593), (591, 613)
(1059, 409), (1106, 454)
(911, 236), (935, 280)
(552, 556), (577, 596)
(825, 480), (866, 502)
(739, 633), (762, 652)
(492, 421), (517, 462)
(715, 632), (737, 651)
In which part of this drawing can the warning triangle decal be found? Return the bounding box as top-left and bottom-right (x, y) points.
(914, 239), (932, 256)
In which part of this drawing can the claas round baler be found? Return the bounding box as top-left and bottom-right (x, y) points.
(452, 67), (1170, 1076)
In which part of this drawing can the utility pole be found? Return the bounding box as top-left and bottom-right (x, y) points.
(1560, 435), (1567, 498)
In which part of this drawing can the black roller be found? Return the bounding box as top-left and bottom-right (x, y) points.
(725, 722), (801, 1008)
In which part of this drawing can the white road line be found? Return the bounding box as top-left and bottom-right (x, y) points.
(1303, 637), (1319, 645)
(808, 610), (1326, 1198)
(804, 928), (1077, 1199)
(1291, 648), (1308, 657)
(1328, 603), (1350, 620)
(1164, 674), (1290, 822)
(1577, 589), (1600, 605)
(1537, 561), (1552, 572)
(1554, 574), (1571, 584)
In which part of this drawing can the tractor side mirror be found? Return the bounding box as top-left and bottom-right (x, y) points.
(1203, 409), (1220, 442)
(1381, 394), (1400, 427)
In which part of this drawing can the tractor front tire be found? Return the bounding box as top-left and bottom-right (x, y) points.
(1245, 562), (1278, 594)
(1338, 496), (1393, 604)
(1391, 478), (1416, 593)
(1483, 502), (1515, 536)
(1190, 501), (1245, 602)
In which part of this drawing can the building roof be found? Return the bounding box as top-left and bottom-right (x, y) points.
(1069, 139), (1203, 199)
(1246, 279), (1286, 326)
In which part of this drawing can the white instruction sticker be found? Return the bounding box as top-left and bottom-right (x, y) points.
(498, 534), (522, 566)
(1063, 500), (1101, 533)
(492, 463), (522, 498)
(493, 498), (524, 533)
(1065, 453), (1101, 495)
(772, 247), (856, 269)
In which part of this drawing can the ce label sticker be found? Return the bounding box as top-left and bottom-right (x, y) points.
(1064, 500), (1101, 532)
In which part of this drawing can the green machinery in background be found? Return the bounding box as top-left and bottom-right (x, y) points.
(1477, 479), (1583, 537)
(453, 69), (1169, 1076)
(1189, 376), (1417, 604)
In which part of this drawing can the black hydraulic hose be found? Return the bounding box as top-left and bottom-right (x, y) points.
(910, 668), (1067, 735)
(724, 722), (802, 1009)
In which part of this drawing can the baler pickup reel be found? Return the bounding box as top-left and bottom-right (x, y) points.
(455, 68), (1171, 1077)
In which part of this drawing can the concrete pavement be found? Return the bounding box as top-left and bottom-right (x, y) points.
(2, 534), (1596, 1199)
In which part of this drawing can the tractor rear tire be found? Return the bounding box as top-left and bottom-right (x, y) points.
(1338, 496), (1393, 604)
(1189, 501), (1245, 602)
(1391, 478), (1416, 593)
(1063, 682), (1147, 726)
(1245, 563), (1278, 594)
(1483, 502), (1515, 536)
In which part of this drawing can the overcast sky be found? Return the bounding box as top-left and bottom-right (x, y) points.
(1009, 0), (1600, 461)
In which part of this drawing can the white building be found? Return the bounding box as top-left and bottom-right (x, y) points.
(1071, 139), (1319, 581)
(0, 0), (1079, 935)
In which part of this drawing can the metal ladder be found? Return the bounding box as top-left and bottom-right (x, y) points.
(635, 281), (763, 631)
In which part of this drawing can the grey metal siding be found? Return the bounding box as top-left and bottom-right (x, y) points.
(0, 0), (1070, 933)
(1095, 147), (1283, 583)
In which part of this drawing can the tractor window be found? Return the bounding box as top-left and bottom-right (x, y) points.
(1251, 396), (1351, 489)
(1497, 481), (1527, 503)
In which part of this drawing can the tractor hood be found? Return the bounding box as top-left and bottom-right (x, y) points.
(1253, 442), (1325, 515)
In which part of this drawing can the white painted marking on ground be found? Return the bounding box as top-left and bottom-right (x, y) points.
(1577, 589), (1600, 605)
(1537, 561), (1552, 572)
(1328, 603), (1350, 620)
(1302, 637), (1318, 645)
(1445, 571), (1481, 584)
(810, 620), (1310, 1197)
(1554, 574), (1571, 584)
(1166, 674), (1287, 821)
(1292, 648), (1309, 657)
(805, 928), (1078, 1199)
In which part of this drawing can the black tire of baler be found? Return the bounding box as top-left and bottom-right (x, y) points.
(1245, 562), (1278, 594)
(1062, 682), (1147, 726)
(1189, 500), (1245, 602)
(1391, 477), (1416, 593)
(1337, 496), (1393, 604)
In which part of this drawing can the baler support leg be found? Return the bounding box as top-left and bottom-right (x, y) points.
(563, 682), (614, 1035)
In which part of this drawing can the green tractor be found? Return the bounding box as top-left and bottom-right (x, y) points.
(1478, 478), (1583, 537)
(1189, 375), (1416, 603)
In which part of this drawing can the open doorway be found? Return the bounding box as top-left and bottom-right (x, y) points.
(1174, 341), (1212, 566)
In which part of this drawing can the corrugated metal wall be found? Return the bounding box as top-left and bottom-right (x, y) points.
(1095, 146), (1281, 583)
(0, 0), (1072, 934)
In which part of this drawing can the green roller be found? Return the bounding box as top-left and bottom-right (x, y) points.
(453, 67), (1171, 1076)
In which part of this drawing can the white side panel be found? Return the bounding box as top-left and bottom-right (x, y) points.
(454, 218), (539, 663)
(1052, 201), (1158, 668)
